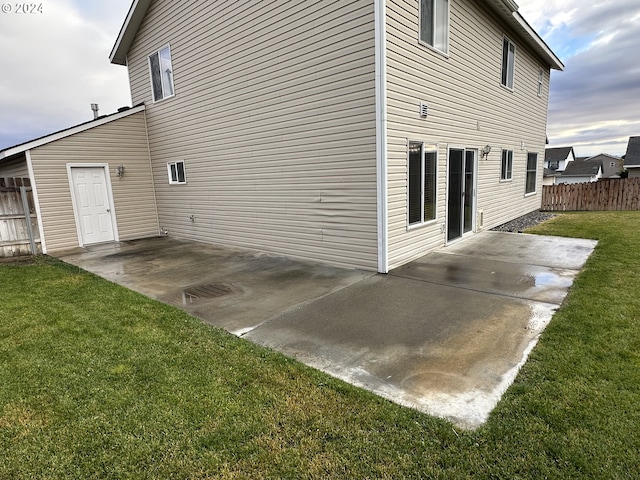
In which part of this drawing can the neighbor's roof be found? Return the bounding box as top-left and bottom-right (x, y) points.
(545, 147), (574, 162)
(0, 104), (145, 162)
(109, 0), (564, 70)
(561, 157), (602, 177)
(624, 137), (640, 168)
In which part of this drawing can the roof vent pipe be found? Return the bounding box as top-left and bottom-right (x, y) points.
(91, 103), (99, 120)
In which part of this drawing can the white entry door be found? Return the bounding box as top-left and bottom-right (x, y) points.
(70, 166), (115, 245)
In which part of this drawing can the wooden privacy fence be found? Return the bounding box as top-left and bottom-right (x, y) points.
(0, 177), (41, 257)
(542, 178), (640, 212)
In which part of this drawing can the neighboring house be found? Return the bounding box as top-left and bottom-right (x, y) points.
(1, 0), (563, 273)
(592, 153), (623, 179)
(543, 146), (575, 185)
(624, 137), (640, 178)
(556, 156), (603, 184)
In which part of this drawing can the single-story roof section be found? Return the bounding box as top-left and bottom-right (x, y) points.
(109, 0), (564, 70)
(624, 137), (640, 168)
(0, 104), (146, 162)
(545, 146), (575, 162)
(561, 157), (602, 177)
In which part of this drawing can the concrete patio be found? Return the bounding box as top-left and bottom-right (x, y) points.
(56, 231), (596, 429)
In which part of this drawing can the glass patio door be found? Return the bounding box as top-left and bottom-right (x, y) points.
(447, 148), (476, 242)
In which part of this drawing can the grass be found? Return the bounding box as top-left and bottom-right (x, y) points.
(1, 211), (639, 478)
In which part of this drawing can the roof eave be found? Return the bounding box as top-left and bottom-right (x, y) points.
(0, 104), (146, 161)
(512, 12), (564, 71)
(109, 0), (152, 66)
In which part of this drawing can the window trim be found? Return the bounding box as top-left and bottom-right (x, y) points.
(167, 160), (186, 184)
(418, 0), (450, 56)
(501, 149), (513, 181)
(148, 45), (175, 103)
(407, 141), (438, 229)
(537, 68), (544, 97)
(525, 152), (538, 195)
(501, 36), (516, 90)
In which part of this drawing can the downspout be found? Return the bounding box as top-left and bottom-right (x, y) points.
(142, 107), (161, 235)
(25, 150), (47, 254)
(375, 0), (389, 273)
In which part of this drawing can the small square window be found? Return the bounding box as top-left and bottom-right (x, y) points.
(502, 37), (516, 89)
(168, 161), (186, 184)
(501, 150), (513, 180)
(149, 45), (175, 102)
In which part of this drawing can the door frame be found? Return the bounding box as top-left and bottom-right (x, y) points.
(67, 163), (119, 247)
(446, 146), (478, 245)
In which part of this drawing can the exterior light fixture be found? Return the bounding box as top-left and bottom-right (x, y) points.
(116, 165), (125, 177)
(481, 145), (492, 159)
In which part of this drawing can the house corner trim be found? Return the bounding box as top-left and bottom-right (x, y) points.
(375, 0), (389, 273)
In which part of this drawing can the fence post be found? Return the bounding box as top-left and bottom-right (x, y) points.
(19, 186), (37, 255)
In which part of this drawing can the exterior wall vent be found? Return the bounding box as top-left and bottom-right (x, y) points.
(419, 102), (429, 118)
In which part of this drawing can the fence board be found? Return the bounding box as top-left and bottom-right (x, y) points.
(0, 177), (41, 257)
(542, 178), (640, 212)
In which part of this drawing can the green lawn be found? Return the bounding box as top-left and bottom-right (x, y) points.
(1, 211), (639, 479)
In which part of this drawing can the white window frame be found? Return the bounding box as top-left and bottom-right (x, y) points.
(537, 68), (544, 97)
(501, 150), (513, 181)
(149, 45), (175, 102)
(407, 141), (438, 228)
(167, 160), (186, 184)
(525, 152), (537, 195)
(501, 37), (516, 90)
(419, 0), (450, 55)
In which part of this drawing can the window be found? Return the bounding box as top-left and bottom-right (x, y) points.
(408, 142), (437, 226)
(149, 46), (175, 102)
(526, 153), (537, 194)
(168, 161), (186, 184)
(537, 68), (544, 96)
(501, 150), (513, 180)
(419, 0), (449, 53)
(501, 37), (516, 89)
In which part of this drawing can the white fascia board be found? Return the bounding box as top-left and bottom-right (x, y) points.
(0, 105), (145, 160)
(513, 12), (564, 71)
(110, 0), (152, 65)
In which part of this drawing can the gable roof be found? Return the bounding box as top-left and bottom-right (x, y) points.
(545, 146), (574, 162)
(561, 157), (602, 177)
(624, 137), (640, 168)
(0, 104), (145, 162)
(110, 0), (152, 65)
(109, 0), (563, 70)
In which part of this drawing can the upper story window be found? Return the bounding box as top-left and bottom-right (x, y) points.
(537, 68), (544, 96)
(149, 46), (175, 102)
(501, 37), (516, 89)
(419, 0), (449, 54)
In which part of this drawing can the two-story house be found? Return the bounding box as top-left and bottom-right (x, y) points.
(0, 0), (562, 272)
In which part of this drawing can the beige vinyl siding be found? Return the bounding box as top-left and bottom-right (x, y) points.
(0, 156), (29, 178)
(385, 0), (551, 269)
(29, 112), (159, 252)
(126, 0), (379, 270)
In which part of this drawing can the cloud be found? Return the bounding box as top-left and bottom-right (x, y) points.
(518, 0), (640, 156)
(0, 0), (131, 149)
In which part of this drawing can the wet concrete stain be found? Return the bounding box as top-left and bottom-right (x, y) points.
(56, 232), (597, 429)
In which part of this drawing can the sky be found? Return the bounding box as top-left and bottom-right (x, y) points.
(1, 0), (639, 157)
